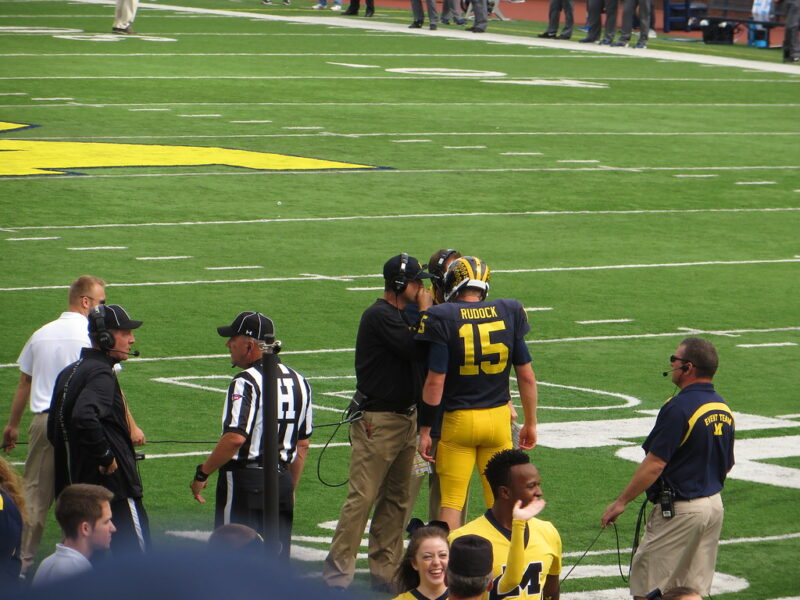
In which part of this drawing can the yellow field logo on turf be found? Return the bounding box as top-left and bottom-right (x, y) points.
(0, 122), (374, 176)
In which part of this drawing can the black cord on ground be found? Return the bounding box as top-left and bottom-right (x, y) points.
(560, 527), (606, 584)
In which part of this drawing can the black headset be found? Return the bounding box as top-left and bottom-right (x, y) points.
(89, 305), (114, 351)
(429, 248), (458, 289)
(391, 252), (411, 293)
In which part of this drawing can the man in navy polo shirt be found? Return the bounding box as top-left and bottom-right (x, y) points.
(600, 337), (734, 598)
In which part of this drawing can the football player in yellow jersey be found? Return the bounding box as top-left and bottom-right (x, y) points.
(450, 449), (560, 600)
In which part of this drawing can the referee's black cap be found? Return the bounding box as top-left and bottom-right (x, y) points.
(217, 311), (274, 342)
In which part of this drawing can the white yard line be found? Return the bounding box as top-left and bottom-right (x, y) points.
(2, 207), (797, 233)
(0, 258), (799, 293)
(1, 326), (797, 369)
(0, 164), (798, 182)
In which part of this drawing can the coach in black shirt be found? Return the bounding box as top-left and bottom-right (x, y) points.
(323, 254), (432, 592)
(48, 304), (149, 556)
(190, 311), (313, 561)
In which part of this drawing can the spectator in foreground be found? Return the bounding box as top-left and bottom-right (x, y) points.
(33, 484), (115, 587)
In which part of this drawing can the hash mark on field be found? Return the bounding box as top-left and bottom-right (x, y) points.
(736, 342), (797, 348)
(129, 108), (171, 112)
(558, 159), (600, 163)
(525, 307), (554, 312)
(230, 120), (272, 123)
(135, 256), (192, 261)
(68, 246), (127, 251)
(32, 97), (72, 100)
(678, 326), (739, 337)
(674, 174), (718, 178)
(444, 145), (487, 149)
(736, 181), (777, 185)
(6, 236), (60, 241)
(347, 287), (383, 291)
(327, 62), (381, 68)
(283, 126), (324, 130)
(205, 265), (263, 270)
(577, 319), (633, 324)
(178, 114), (222, 118)
(502, 152), (543, 155)
(391, 139), (431, 143)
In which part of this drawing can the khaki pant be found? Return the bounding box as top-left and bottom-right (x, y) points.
(630, 493), (724, 597)
(323, 410), (417, 589)
(113, 0), (138, 29)
(21, 413), (55, 574)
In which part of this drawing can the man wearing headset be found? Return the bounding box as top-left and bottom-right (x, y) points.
(601, 337), (735, 598)
(324, 253), (432, 592)
(48, 304), (150, 557)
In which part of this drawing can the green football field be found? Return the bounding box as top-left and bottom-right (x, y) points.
(1, 0), (799, 597)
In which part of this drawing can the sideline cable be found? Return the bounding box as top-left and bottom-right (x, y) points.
(316, 408), (364, 488)
(560, 522), (630, 587)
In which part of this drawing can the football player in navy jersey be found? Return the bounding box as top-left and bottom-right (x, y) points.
(416, 256), (538, 531)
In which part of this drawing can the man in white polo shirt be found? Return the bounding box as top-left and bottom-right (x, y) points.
(2, 276), (144, 577)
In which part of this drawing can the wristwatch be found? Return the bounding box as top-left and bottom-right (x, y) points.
(194, 464), (209, 482)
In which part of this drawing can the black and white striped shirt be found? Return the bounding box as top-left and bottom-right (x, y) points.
(221, 360), (313, 465)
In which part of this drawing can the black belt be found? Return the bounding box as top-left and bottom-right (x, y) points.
(226, 459), (289, 470)
(366, 405), (417, 416)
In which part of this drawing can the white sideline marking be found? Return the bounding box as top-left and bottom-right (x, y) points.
(736, 342), (797, 348)
(525, 307), (554, 312)
(444, 145), (487, 149)
(283, 126), (324, 130)
(558, 159), (600, 163)
(135, 255), (191, 260)
(576, 319), (633, 324)
(346, 286), (383, 291)
(6, 236), (60, 241)
(32, 97), (73, 100)
(776, 414), (800, 419)
(230, 120), (272, 123)
(503, 152), (543, 155)
(129, 108), (170, 111)
(14, 0), (800, 78)
(674, 174), (718, 178)
(177, 114), (221, 117)
(735, 181), (777, 185)
(391, 139), (431, 143)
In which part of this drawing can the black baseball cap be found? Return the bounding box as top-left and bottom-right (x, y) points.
(448, 535), (494, 577)
(91, 304), (143, 331)
(383, 254), (432, 282)
(217, 311), (274, 342)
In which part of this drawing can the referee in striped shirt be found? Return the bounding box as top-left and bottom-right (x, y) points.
(190, 311), (313, 560)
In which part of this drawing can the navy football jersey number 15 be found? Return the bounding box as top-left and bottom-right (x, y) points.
(418, 298), (530, 411)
